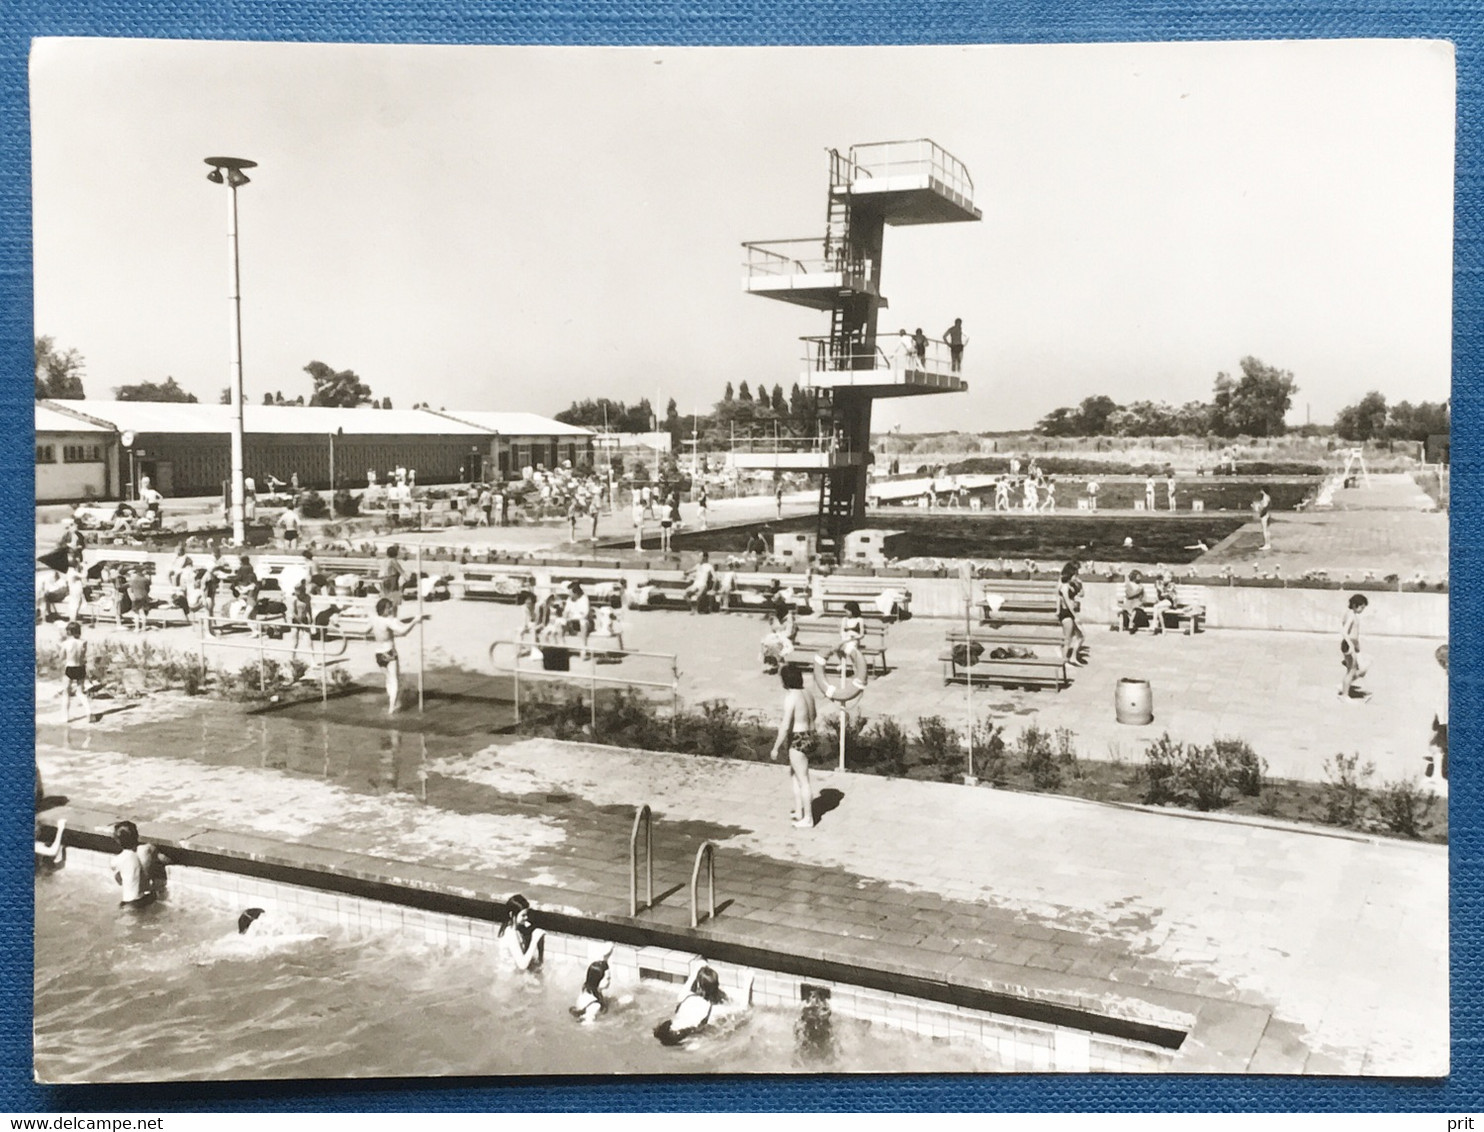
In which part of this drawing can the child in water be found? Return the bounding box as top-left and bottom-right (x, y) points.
(110, 820), (167, 908)
(653, 959), (753, 1046)
(570, 959), (612, 1023)
(499, 893), (545, 971)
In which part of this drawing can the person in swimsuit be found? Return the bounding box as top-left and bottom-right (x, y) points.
(1339, 594), (1371, 701)
(499, 893), (545, 972)
(288, 579), (314, 655)
(369, 597), (427, 714)
(654, 963), (730, 1046)
(771, 666), (818, 829)
(1057, 562), (1085, 666)
(60, 620), (96, 723)
(1255, 488), (1273, 549)
(110, 821), (163, 908)
(570, 959), (612, 1023)
(379, 546), (408, 615)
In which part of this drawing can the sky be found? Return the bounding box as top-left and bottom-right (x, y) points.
(30, 38), (1455, 432)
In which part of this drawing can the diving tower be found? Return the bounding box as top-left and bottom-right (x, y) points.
(741, 138), (981, 558)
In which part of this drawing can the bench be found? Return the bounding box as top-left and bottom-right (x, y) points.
(1110, 585), (1206, 635)
(719, 573), (810, 614)
(977, 578), (1060, 625)
(457, 565), (536, 602)
(83, 549), (155, 581)
(630, 571), (692, 610)
(817, 577), (913, 621)
(783, 619), (889, 676)
(940, 628), (1069, 690)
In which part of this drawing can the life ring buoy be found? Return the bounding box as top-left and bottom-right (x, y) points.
(812, 643), (868, 703)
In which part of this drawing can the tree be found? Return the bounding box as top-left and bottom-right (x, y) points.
(1036, 406), (1078, 436)
(1072, 395), (1117, 435)
(35, 336), (86, 399)
(262, 392), (275, 405)
(304, 360), (373, 408)
(1335, 391), (1389, 441)
(723, 382), (734, 403)
(771, 384), (786, 413)
(1386, 400), (1449, 442)
(1211, 358), (1297, 437)
(219, 388), (232, 405)
(115, 377), (198, 402)
(382, 396), (393, 410)
(738, 381), (752, 403)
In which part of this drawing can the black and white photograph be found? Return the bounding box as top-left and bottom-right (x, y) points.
(30, 38), (1452, 1081)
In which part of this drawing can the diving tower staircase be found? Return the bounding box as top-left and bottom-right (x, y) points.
(741, 138), (981, 558)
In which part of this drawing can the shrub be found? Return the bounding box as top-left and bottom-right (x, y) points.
(332, 489), (361, 518)
(298, 490), (328, 519)
(970, 720), (1009, 786)
(916, 716), (962, 769)
(1375, 777), (1437, 838)
(1321, 753), (1375, 828)
(683, 699), (743, 758)
(1016, 723), (1061, 790)
(1143, 733), (1183, 805)
(864, 717), (910, 776)
(1215, 737), (1265, 797)
(1179, 742), (1230, 811)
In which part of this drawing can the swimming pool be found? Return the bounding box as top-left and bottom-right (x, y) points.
(35, 855), (1014, 1082)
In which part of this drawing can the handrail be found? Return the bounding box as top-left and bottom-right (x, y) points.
(196, 613), (350, 703)
(488, 638), (682, 736)
(630, 804), (653, 917)
(690, 840), (717, 928)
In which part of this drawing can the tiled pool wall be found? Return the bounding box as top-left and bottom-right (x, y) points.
(57, 850), (1177, 1073)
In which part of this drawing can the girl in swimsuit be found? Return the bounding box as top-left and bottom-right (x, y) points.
(498, 893), (545, 972)
(570, 959), (612, 1023)
(1057, 562), (1084, 667)
(654, 964), (728, 1046)
(771, 666), (818, 829)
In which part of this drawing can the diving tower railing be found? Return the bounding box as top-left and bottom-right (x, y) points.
(843, 138), (976, 202)
(742, 238), (875, 283)
(801, 335), (967, 389)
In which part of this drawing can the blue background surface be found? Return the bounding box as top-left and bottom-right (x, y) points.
(1, 0), (1476, 1113)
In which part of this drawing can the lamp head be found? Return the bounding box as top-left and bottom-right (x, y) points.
(204, 156), (257, 187)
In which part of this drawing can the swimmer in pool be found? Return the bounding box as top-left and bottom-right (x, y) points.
(653, 960), (752, 1046)
(110, 821), (162, 908)
(499, 893), (545, 972)
(570, 959), (612, 1023)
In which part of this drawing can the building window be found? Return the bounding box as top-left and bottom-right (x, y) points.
(63, 444), (103, 463)
(35, 445), (55, 464)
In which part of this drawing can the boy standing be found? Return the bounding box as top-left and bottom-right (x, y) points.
(61, 621), (97, 723)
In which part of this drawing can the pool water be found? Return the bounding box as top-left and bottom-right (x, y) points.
(35, 864), (1003, 1082)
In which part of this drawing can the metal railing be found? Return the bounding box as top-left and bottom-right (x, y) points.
(690, 840), (717, 928)
(726, 435), (854, 457)
(801, 334), (966, 382)
(742, 238), (874, 282)
(846, 138), (976, 202)
(487, 639), (681, 734)
(195, 614), (350, 703)
(630, 804), (654, 917)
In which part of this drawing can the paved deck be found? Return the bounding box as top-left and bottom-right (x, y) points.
(36, 701), (1447, 1076)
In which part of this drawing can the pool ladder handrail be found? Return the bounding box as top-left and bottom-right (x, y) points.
(629, 804), (654, 917)
(690, 840), (717, 928)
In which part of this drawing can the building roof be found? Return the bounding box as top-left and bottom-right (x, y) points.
(39, 400), (572, 438)
(36, 403), (113, 434)
(427, 409), (593, 437)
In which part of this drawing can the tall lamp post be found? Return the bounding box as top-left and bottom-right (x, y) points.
(205, 156), (256, 545)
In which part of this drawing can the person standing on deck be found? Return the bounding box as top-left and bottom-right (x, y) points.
(1254, 488), (1273, 549)
(943, 319), (967, 372)
(1339, 594), (1371, 701)
(1166, 471), (1178, 511)
(771, 666), (818, 829)
(369, 597), (426, 714)
(1145, 477), (1157, 511)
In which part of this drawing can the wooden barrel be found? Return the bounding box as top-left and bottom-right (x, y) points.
(1115, 677), (1153, 725)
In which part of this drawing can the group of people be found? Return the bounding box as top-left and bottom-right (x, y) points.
(632, 486), (687, 553)
(890, 319), (968, 373)
(1114, 568), (1181, 635)
(498, 893), (747, 1044)
(990, 472), (1058, 513)
(518, 581), (625, 660)
(1142, 472), (1180, 512)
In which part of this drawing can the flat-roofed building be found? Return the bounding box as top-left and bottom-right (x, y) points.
(425, 409), (595, 478)
(36, 400), (593, 499)
(36, 403), (116, 502)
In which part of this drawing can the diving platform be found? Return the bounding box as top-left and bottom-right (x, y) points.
(835, 139), (982, 226)
(801, 337), (968, 398)
(742, 238), (880, 310)
(726, 437), (867, 472)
